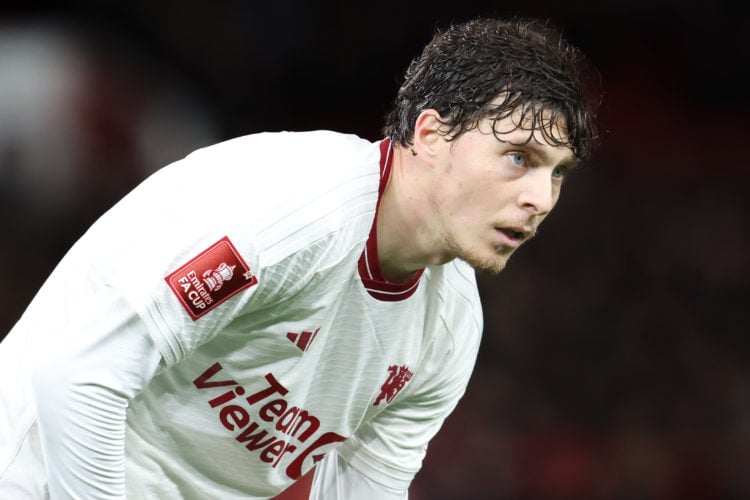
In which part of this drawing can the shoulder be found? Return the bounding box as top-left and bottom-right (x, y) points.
(428, 260), (483, 332)
(168, 130), (382, 223)
(186, 130), (378, 173)
(140, 130), (380, 197)
(387, 261), (482, 403)
(114, 130), (383, 256)
(414, 260), (483, 371)
(82, 130), (383, 289)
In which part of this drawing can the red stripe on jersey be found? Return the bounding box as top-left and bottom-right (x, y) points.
(357, 139), (423, 301)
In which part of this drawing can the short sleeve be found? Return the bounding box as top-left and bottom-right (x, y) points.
(76, 131), (380, 367)
(80, 154), (268, 366)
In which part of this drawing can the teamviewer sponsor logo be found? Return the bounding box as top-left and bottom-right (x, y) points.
(166, 236), (258, 320)
(193, 362), (346, 479)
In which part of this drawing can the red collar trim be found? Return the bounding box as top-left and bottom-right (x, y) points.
(358, 139), (424, 301)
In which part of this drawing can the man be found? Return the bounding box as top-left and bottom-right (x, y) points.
(0, 17), (599, 499)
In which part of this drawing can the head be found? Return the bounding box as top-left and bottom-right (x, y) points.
(383, 17), (599, 162)
(384, 18), (600, 274)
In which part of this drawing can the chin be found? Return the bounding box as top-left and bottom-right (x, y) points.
(460, 251), (509, 275)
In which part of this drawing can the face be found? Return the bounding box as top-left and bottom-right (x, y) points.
(428, 111), (577, 274)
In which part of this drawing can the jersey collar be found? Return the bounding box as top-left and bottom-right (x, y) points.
(358, 139), (424, 301)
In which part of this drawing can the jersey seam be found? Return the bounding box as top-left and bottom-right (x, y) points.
(0, 417), (36, 479)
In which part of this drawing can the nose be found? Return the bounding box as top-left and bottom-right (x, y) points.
(517, 169), (556, 216)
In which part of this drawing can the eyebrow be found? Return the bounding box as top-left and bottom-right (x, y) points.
(518, 141), (578, 169)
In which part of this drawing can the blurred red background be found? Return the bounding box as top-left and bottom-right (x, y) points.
(1, 2), (747, 498)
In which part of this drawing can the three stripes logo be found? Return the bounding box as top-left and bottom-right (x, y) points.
(286, 328), (320, 352)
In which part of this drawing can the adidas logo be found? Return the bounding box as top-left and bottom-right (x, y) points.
(286, 328), (320, 352)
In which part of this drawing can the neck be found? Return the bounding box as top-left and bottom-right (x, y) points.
(375, 144), (451, 282)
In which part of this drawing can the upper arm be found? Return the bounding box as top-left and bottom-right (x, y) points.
(334, 323), (482, 492)
(28, 284), (162, 499)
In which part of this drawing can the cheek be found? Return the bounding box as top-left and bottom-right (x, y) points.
(443, 160), (510, 211)
(551, 187), (562, 207)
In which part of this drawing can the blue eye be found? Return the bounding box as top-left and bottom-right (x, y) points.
(507, 153), (526, 166)
(552, 165), (567, 180)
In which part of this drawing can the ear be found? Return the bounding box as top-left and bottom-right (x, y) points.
(412, 109), (446, 164)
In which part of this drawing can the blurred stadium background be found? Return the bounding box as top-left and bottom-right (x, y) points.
(1, 1), (748, 499)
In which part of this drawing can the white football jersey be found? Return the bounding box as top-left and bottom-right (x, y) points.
(0, 131), (483, 499)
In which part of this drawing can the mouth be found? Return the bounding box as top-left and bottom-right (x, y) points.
(495, 226), (533, 248)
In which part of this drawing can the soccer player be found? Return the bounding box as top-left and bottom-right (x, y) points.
(0, 17), (599, 499)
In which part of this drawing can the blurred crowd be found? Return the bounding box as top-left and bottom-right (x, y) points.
(1, 2), (748, 499)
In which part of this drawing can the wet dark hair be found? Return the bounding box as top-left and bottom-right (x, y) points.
(383, 17), (601, 161)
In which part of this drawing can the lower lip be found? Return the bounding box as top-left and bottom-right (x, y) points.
(495, 229), (522, 248)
